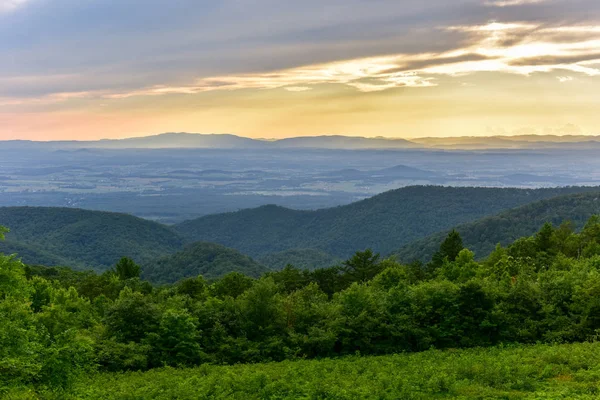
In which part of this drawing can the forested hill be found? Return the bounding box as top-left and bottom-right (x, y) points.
(142, 242), (269, 284)
(0, 207), (183, 269)
(174, 186), (600, 258)
(394, 191), (600, 263)
(1, 186), (599, 273)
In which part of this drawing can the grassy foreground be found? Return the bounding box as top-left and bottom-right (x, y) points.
(24, 341), (600, 399)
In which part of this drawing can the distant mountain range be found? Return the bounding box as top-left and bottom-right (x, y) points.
(4, 132), (600, 150)
(411, 135), (600, 150)
(0, 133), (418, 150)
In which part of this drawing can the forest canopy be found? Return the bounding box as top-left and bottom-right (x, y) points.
(4, 214), (600, 396)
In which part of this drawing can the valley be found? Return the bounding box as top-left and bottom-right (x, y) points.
(2, 135), (600, 223)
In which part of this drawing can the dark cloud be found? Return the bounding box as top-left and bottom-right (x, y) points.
(0, 0), (599, 98)
(510, 53), (600, 66)
(380, 53), (497, 74)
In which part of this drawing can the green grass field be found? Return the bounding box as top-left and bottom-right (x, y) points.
(22, 341), (597, 400)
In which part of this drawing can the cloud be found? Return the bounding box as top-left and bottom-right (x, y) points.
(284, 87), (313, 92)
(1, 0), (600, 104)
(0, 0), (29, 12)
(557, 76), (573, 82)
(91, 20), (600, 99)
(485, 0), (548, 7)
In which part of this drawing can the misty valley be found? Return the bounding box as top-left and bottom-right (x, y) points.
(2, 134), (600, 223)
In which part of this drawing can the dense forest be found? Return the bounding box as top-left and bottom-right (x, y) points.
(142, 242), (269, 284)
(395, 191), (600, 263)
(0, 186), (598, 275)
(174, 186), (598, 258)
(0, 207), (183, 270)
(4, 213), (600, 397)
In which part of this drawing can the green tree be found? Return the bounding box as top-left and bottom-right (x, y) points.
(582, 215), (600, 243)
(341, 249), (382, 283)
(437, 249), (480, 283)
(535, 222), (555, 253)
(284, 283), (340, 357)
(114, 257), (141, 280)
(211, 272), (255, 299)
(309, 266), (344, 297)
(104, 287), (160, 343)
(148, 309), (204, 367)
(0, 254), (44, 388)
(334, 283), (387, 354)
(553, 221), (577, 256)
(268, 264), (310, 293)
(371, 259), (409, 290)
(176, 275), (208, 300)
(238, 278), (286, 342)
(0, 225), (8, 241)
(428, 230), (464, 272)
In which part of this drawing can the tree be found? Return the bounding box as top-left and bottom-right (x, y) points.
(0, 225), (8, 241)
(535, 222), (555, 253)
(306, 266), (342, 297)
(104, 287), (160, 343)
(284, 283), (340, 357)
(211, 272), (255, 299)
(114, 257), (141, 280)
(267, 264), (310, 293)
(582, 215), (600, 243)
(371, 259), (409, 290)
(440, 230), (464, 261)
(437, 249), (480, 283)
(147, 309), (204, 367)
(428, 230), (464, 272)
(176, 275), (208, 299)
(553, 221), (576, 256)
(341, 249), (382, 283)
(238, 278), (286, 342)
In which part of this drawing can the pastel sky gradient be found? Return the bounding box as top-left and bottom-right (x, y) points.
(1, 0), (599, 140)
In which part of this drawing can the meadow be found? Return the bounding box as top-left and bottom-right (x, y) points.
(29, 342), (600, 399)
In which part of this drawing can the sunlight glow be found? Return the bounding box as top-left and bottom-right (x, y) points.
(97, 21), (600, 99)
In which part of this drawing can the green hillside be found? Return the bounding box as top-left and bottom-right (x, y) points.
(258, 248), (341, 270)
(0, 239), (70, 266)
(394, 191), (600, 263)
(174, 186), (599, 258)
(142, 242), (269, 283)
(1, 186), (598, 274)
(0, 207), (184, 270)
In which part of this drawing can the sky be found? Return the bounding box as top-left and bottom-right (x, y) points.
(1, 0), (599, 140)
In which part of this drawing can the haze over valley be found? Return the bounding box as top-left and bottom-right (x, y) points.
(2, 133), (600, 222)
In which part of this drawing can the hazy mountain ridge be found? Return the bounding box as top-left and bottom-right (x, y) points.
(411, 135), (600, 150)
(2, 186), (599, 277)
(173, 186), (600, 259)
(4, 132), (600, 150)
(0, 133), (419, 150)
